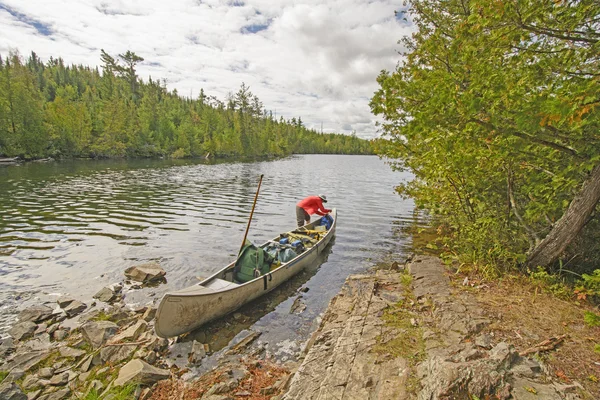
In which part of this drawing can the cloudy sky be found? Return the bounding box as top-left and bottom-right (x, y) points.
(0, 0), (412, 138)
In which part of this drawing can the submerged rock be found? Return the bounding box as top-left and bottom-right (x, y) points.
(290, 296), (307, 314)
(124, 262), (166, 283)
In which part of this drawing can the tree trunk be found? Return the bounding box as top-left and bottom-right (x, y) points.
(525, 163), (600, 269)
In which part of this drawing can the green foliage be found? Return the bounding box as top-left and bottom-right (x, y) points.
(528, 267), (571, 299)
(84, 384), (137, 400)
(582, 270), (600, 294)
(371, 0), (600, 271)
(0, 370), (7, 383)
(583, 311), (600, 327)
(0, 50), (373, 160)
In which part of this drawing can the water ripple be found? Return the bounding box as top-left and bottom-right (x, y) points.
(0, 155), (424, 341)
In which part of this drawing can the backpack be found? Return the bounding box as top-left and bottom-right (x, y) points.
(319, 214), (333, 230)
(234, 241), (275, 283)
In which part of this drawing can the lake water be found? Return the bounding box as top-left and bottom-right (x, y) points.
(0, 154), (423, 360)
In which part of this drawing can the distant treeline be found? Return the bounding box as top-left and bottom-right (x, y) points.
(0, 50), (373, 159)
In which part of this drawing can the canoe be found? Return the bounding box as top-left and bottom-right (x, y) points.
(154, 209), (337, 338)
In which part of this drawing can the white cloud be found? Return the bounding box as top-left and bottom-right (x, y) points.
(0, 0), (413, 138)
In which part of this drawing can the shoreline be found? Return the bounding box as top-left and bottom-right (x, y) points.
(2, 255), (596, 399)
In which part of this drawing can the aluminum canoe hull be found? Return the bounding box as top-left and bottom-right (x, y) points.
(154, 209), (337, 338)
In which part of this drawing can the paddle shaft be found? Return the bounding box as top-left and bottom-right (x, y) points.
(239, 174), (264, 255)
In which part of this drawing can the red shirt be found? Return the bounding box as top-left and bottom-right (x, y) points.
(297, 196), (331, 216)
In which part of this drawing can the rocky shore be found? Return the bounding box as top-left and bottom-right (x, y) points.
(1, 256), (597, 399)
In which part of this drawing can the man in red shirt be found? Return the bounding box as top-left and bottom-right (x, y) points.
(296, 194), (331, 227)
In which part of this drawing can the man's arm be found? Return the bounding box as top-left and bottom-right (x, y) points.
(316, 199), (331, 215)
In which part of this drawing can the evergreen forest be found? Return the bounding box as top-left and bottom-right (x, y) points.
(0, 50), (372, 160)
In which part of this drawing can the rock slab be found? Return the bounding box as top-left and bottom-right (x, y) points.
(81, 321), (119, 349)
(124, 262), (166, 283)
(113, 358), (170, 386)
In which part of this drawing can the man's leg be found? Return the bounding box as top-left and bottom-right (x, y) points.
(296, 206), (307, 227)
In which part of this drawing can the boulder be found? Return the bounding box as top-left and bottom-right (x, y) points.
(81, 321), (118, 349)
(93, 287), (117, 303)
(18, 305), (53, 323)
(8, 321), (37, 341)
(124, 262), (166, 283)
(0, 382), (27, 400)
(62, 301), (87, 318)
(113, 359), (170, 387)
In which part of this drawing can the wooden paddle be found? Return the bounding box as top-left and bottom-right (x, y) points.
(238, 174), (264, 256)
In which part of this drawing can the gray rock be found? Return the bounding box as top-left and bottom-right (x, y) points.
(44, 388), (70, 400)
(52, 329), (69, 341)
(205, 381), (236, 396)
(88, 380), (104, 393)
(34, 323), (48, 335)
(0, 337), (16, 358)
(46, 324), (59, 336)
(78, 371), (91, 382)
(62, 301), (87, 318)
(113, 358), (170, 386)
(8, 321), (37, 341)
(93, 287), (117, 303)
(49, 372), (69, 386)
(511, 358), (542, 379)
(489, 342), (519, 369)
(0, 382), (27, 400)
(56, 297), (76, 309)
(144, 351), (157, 365)
(58, 346), (85, 359)
(142, 307), (156, 322)
(21, 374), (40, 390)
(38, 367), (55, 379)
(2, 369), (25, 383)
(81, 321), (118, 349)
(290, 297), (307, 314)
(124, 262), (166, 283)
(475, 333), (493, 349)
(188, 340), (206, 364)
(4, 351), (50, 373)
(22, 335), (52, 352)
(18, 305), (54, 323)
(100, 344), (137, 364)
(27, 389), (42, 400)
(109, 320), (147, 343)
